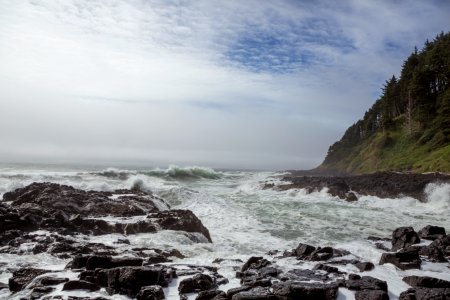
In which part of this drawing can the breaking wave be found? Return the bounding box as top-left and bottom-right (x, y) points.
(143, 165), (222, 180)
(91, 167), (135, 180)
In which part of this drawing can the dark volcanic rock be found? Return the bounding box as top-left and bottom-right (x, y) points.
(403, 276), (450, 288)
(8, 268), (49, 292)
(62, 280), (100, 291)
(418, 225), (446, 240)
(148, 209), (212, 242)
(196, 289), (226, 300)
(279, 171), (450, 201)
(231, 286), (277, 300)
(35, 276), (69, 286)
(310, 247), (334, 261)
(3, 182), (162, 217)
(399, 287), (450, 300)
(178, 273), (216, 294)
(75, 255), (144, 270)
(429, 234), (450, 256)
(30, 286), (54, 299)
(272, 281), (339, 300)
(355, 289), (389, 300)
(355, 262), (375, 272)
(101, 266), (170, 297)
(1, 183), (211, 250)
(346, 275), (388, 291)
(294, 243), (316, 259)
(241, 257), (270, 272)
(379, 250), (421, 270)
(391, 227), (421, 251)
(136, 285), (165, 300)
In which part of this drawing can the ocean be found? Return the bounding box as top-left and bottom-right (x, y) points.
(1, 164), (450, 299)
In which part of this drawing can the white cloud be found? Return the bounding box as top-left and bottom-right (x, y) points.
(0, 0), (449, 169)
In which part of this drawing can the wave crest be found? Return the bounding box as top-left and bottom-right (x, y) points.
(144, 165), (221, 180)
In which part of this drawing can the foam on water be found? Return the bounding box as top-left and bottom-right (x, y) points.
(1, 164), (450, 299)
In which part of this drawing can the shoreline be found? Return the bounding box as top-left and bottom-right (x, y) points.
(1, 175), (450, 299)
(271, 171), (450, 202)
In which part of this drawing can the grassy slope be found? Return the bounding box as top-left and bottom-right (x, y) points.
(320, 116), (450, 174)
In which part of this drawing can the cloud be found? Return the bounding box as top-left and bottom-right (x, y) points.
(0, 0), (449, 169)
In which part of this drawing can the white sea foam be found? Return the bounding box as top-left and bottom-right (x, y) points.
(1, 165), (450, 299)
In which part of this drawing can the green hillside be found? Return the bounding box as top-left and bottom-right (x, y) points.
(319, 32), (450, 174)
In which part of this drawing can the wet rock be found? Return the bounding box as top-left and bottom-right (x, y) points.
(418, 245), (447, 262)
(178, 273), (216, 294)
(4, 182), (162, 217)
(418, 225), (446, 241)
(279, 171), (450, 201)
(8, 268), (49, 292)
(136, 285), (165, 300)
(70, 255), (144, 270)
(392, 227), (420, 251)
(86, 256), (115, 270)
(0, 282), (8, 290)
(346, 275), (388, 291)
(36, 276), (69, 286)
(30, 286), (54, 299)
(62, 280), (100, 291)
(399, 287), (450, 300)
(231, 286), (277, 300)
(355, 289), (389, 300)
(294, 243), (316, 259)
(283, 269), (329, 282)
(102, 266), (170, 297)
(345, 192), (358, 202)
(148, 209), (212, 242)
(355, 261), (375, 272)
(313, 264), (341, 274)
(310, 247), (334, 261)
(429, 234), (450, 257)
(403, 276), (450, 288)
(272, 281), (339, 300)
(379, 250), (421, 270)
(226, 286), (252, 298)
(376, 242), (392, 252)
(196, 289), (226, 300)
(240, 257), (271, 272)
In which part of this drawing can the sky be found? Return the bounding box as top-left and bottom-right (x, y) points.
(0, 0), (449, 170)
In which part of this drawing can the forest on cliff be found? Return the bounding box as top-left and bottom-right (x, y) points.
(320, 31), (450, 174)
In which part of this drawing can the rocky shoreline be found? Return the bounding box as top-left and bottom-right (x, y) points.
(1, 182), (450, 299)
(268, 171), (450, 202)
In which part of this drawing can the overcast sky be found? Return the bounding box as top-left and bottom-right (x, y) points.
(0, 0), (449, 170)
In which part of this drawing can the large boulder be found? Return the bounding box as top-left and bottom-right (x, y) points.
(418, 225), (446, 240)
(3, 182), (164, 217)
(136, 285), (165, 300)
(148, 209), (212, 242)
(346, 275), (388, 291)
(70, 255), (144, 270)
(178, 274), (216, 294)
(355, 289), (389, 300)
(272, 281), (339, 300)
(231, 286), (277, 300)
(379, 250), (421, 270)
(399, 287), (450, 299)
(391, 227), (420, 251)
(8, 268), (49, 292)
(62, 280), (100, 291)
(100, 266), (170, 297)
(403, 276), (450, 288)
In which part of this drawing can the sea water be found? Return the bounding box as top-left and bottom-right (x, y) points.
(0, 164), (449, 299)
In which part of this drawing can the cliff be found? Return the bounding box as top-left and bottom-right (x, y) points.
(319, 32), (450, 174)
